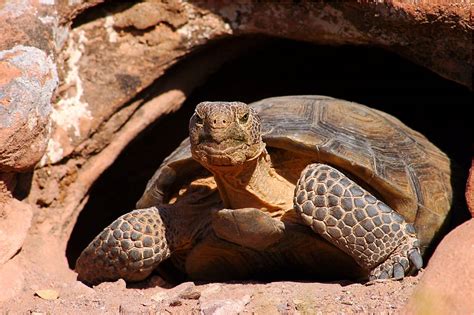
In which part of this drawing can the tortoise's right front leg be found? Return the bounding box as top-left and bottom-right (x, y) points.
(75, 207), (171, 285)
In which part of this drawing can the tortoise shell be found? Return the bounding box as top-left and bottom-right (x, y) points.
(137, 95), (452, 252)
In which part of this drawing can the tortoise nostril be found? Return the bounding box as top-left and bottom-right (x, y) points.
(210, 118), (229, 127)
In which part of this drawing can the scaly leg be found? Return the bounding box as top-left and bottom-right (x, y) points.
(76, 207), (171, 285)
(294, 163), (423, 280)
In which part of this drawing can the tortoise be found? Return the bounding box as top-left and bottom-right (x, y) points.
(76, 95), (452, 284)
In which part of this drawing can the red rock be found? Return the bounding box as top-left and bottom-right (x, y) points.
(0, 258), (25, 302)
(0, 198), (33, 265)
(0, 45), (58, 172)
(0, 0), (57, 54)
(404, 219), (474, 314)
(0, 0), (471, 312)
(466, 158), (474, 217)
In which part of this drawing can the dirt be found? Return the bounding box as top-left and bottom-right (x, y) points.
(0, 226), (422, 314)
(1, 265), (421, 314)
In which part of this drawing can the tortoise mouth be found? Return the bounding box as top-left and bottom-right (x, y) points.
(192, 138), (266, 167)
(200, 139), (247, 153)
(194, 139), (250, 166)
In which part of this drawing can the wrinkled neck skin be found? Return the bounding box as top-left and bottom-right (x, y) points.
(203, 150), (295, 215)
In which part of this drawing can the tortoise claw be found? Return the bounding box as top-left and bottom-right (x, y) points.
(408, 250), (423, 270)
(378, 271), (389, 279)
(368, 236), (421, 281)
(393, 263), (405, 280)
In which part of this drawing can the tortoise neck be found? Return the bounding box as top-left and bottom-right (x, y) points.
(207, 150), (294, 213)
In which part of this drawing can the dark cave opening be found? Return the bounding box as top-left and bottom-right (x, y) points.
(66, 37), (473, 281)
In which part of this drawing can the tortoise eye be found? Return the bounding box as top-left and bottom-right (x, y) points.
(239, 112), (249, 124)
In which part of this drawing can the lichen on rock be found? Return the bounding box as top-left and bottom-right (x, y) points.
(0, 45), (58, 172)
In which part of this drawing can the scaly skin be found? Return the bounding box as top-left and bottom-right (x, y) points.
(76, 208), (171, 284)
(294, 164), (422, 280)
(76, 101), (423, 284)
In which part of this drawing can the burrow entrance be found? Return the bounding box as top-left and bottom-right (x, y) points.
(66, 37), (473, 281)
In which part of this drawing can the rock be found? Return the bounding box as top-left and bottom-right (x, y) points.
(0, 0), (60, 54)
(94, 279), (127, 291)
(0, 44), (55, 271)
(0, 0), (470, 310)
(466, 158), (474, 217)
(200, 283), (222, 296)
(35, 289), (59, 300)
(66, 281), (95, 297)
(150, 281), (200, 303)
(0, 198), (33, 265)
(169, 299), (182, 307)
(118, 304), (130, 314)
(150, 291), (168, 303)
(0, 45), (58, 172)
(206, 1), (472, 87)
(172, 282), (201, 300)
(0, 258), (25, 302)
(404, 219), (474, 314)
(197, 284), (247, 314)
(178, 288), (201, 300)
(200, 294), (252, 315)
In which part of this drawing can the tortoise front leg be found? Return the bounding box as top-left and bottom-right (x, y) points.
(294, 163), (423, 280)
(75, 207), (172, 285)
(212, 208), (285, 250)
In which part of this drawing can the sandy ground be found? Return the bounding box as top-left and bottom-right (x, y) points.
(0, 208), (425, 315)
(1, 271), (420, 314)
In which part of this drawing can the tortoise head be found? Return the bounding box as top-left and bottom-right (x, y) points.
(189, 101), (265, 166)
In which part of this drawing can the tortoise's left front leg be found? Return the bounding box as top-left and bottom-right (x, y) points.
(294, 163), (423, 280)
